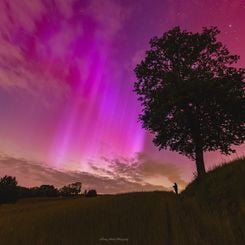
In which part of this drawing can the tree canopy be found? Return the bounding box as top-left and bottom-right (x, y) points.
(134, 26), (245, 177)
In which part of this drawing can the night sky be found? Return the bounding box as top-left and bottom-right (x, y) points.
(0, 0), (244, 193)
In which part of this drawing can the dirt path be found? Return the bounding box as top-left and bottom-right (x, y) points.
(165, 201), (173, 245)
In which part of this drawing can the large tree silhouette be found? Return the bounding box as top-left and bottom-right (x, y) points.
(134, 26), (245, 178)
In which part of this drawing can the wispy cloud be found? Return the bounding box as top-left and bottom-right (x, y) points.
(0, 153), (178, 194)
(0, 0), (74, 102)
(91, 153), (187, 190)
(88, 0), (130, 39)
(0, 0), (131, 105)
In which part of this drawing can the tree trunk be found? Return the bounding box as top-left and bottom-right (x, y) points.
(186, 105), (206, 178)
(195, 145), (206, 178)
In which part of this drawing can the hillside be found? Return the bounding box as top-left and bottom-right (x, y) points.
(182, 157), (245, 206)
(0, 159), (244, 245)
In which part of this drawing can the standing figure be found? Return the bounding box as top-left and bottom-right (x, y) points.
(173, 182), (178, 194)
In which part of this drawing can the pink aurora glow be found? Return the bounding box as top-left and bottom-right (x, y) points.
(0, 0), (144, 171)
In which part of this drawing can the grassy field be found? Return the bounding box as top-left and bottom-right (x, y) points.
(0, 158), (244, 245)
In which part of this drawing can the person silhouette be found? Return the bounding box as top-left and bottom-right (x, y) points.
(173, 182), (178, 194)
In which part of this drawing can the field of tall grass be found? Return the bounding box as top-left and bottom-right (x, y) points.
(0, 158), (244, 245)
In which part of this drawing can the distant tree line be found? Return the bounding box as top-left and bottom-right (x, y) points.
(0, 175), (86, 204)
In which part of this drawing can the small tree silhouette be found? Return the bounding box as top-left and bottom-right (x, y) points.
(0, 176), (18, 203)
(134, 26), (245, 178)
(60, 182), (82, 197)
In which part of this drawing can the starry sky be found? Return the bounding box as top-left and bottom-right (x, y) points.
(0, 0), (244, 193)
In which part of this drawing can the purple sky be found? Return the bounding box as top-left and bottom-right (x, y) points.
(0, 0), (244, 193)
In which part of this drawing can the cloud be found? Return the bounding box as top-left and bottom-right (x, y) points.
(0, 0), (45, 37)
(88, 0), (130, 40)
(0, 0), (130, 103)
(0, 40), (70, 104)
(91, 153), (187, 190)
(0, 0), (74, 103)
(0, 153), (171, 194)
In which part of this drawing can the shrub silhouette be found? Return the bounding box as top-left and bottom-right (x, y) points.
(85, 189), (97, 197)
(38, 185), (59, 197)
(60, 182), (82, 197)
(0, 176), (18, 203)
(17, 186), (31, 198)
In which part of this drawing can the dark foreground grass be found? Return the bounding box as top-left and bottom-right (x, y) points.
(0, 158), (244, 245)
